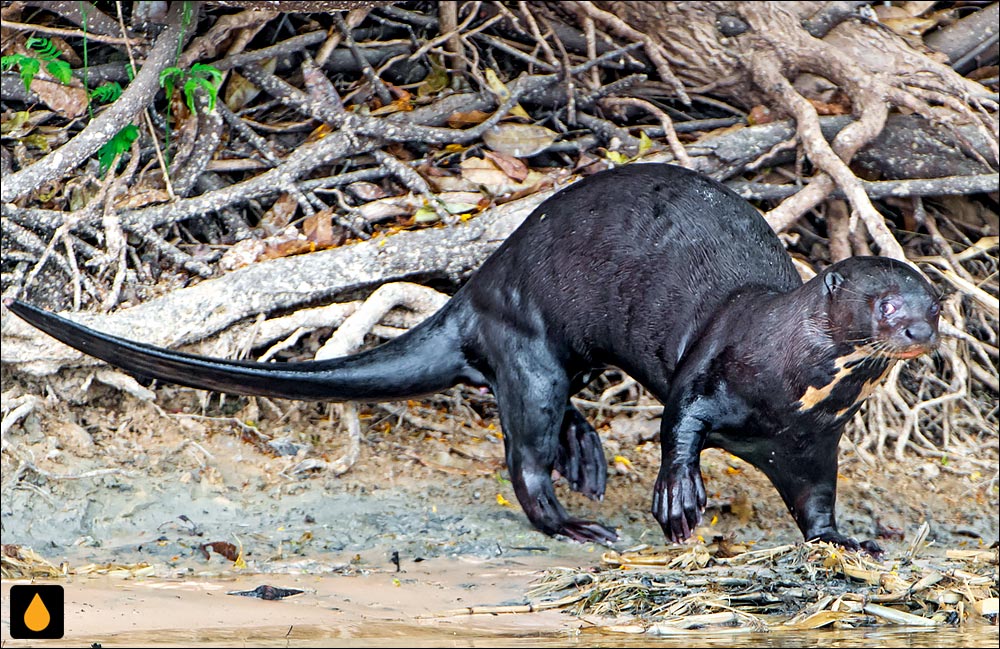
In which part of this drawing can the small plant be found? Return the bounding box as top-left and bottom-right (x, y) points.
(1, 36), (73, 91)
(159, 63), (224, 113)
(97, 124), (139, 176)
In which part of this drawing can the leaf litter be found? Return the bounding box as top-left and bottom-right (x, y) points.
(508, 538), (999, 635)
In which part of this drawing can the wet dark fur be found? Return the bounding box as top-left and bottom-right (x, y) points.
(8, 164), (941, 551)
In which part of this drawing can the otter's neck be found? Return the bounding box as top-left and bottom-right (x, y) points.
(756, 278), (846, 382)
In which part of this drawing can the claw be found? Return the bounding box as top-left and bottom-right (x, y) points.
(557, 519), (619, 545)
(813, 531), (885, 559)
(652, 463), (705, 543)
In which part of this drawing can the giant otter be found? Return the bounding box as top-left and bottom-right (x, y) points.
(7, 163), (940, 552)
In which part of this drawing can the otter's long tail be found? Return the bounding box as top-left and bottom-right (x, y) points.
(8, 299), (476, 402)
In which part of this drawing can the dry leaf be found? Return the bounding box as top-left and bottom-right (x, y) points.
(482, 123), (557, 158)
(370, 95), (414, 116)
(747, 105), (774, 125)
(447, 109), (491, 128)
(261, 238), (314, 260)
(458, 156), (513, 187)
(225, 58), (275, 111)
(28, 78), (88, 119)
(417, 58), (449, 97)
(808, 98), (851, 115)
(199, 541), (239, 561)
(260, 193), (299, 233)
(114, 188), (171, 210)
(483, 68), (530, 120)
(302, 209), (346, 248)
(483, 149), (529, 181)
(357, 194), (419, 222)
(430, 157), (562, 198)
(346, 181), (388, 201)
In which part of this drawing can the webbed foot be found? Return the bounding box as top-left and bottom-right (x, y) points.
(555, 407), (607, 500)
(556, 518), (619, 545)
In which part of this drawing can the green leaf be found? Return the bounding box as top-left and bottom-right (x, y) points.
(97, 123), (139, 176)
(413, 206), (439, 223)
(183, 77), (198, 113)
(184, 76), (220, 113)
(1, 53), (32, 71)
(159, 66), (184, 99)
(638, 130), (653, 156)
(90, 82), (123, 103)
(17, 57), (40, 92)
(45, 59), (73, 85)
(605, 150), (629, 165)
(441, 201), (478, 215)
(190, 62), (223, 84)
(26, 36), (60, 61)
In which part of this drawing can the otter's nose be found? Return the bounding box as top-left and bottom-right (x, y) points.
(903, 321), (936, 345)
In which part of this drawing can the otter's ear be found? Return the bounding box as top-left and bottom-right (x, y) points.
(824, 271), (844, 295)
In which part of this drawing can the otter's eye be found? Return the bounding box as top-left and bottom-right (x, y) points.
(929, 303), (941, 317)
(879, 301), (896, 317)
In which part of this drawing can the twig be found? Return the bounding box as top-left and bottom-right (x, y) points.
(21, 0), (126, 39)
(573, 1), (690, 105)
(315, 8), (368, 66)
(114, 0), (176, 201)
(177, 8), (279, 69)
(602, 97), (692, 167)
(728, 173), (999, 202)
(101, 139), (142, 310)
(583, 15), (600, 89)
(333, 10), (390, 105)
(213, 30), (328, 71)
(412, 1), (463, 70)
(471, 32), (557, 72)
(801, 2), (869, 38)
(826, 200), (851, 262)
(517, 1), (559, 69)
(1, 19), (143, 46)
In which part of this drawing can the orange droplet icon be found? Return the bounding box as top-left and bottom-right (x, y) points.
(24, 592), (51, 632)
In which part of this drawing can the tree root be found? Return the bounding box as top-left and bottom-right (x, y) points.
(2, 2), (996, 472)
(310, 282), (450, 476)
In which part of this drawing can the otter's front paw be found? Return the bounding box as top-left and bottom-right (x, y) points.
(651, 464), (706, 543)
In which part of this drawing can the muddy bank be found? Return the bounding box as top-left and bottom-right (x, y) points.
(1, 388), (996, 570)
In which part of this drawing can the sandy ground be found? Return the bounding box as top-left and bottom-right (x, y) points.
(1, 379), (997, 646)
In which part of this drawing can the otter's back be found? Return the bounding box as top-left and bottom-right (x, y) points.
(467, 164), (801, 382)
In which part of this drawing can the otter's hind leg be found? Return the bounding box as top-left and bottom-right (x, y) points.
(555, 406), (607, 500)
(493, 357), (617, 545)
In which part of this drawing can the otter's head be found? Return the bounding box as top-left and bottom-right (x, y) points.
(819, 257), (940, 359)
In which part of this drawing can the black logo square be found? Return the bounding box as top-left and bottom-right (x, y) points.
(9, 584), (64, 639)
